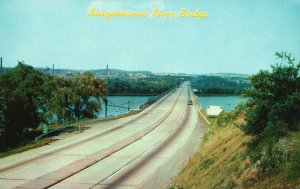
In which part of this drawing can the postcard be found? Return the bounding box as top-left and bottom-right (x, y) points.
(0, 1), (299, 188)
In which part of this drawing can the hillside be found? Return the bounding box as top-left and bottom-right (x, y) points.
(171, 111), (300, 189)
(191, 75), (251, 95)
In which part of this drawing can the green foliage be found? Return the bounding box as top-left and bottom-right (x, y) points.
(260, 138), (285, 175)
(223, 179), (237, 189)
(285, 139), (300, 181)
(0, 96), (5, 149)
(215, 102), (246, 128)
(0, 138), (52, 158)
(243, 52), (300, 137)
(217, 111), (238, 127)
(109, 79), (174, 95)
(0, 63), (106, 150)
(37, 72), (106, 124)
(0, 63), (45, 146)
(241, 52), (300, 175)
(192, 76), (251, 95)
(67, 73), (105, 119)
(196, 158), (215, 171)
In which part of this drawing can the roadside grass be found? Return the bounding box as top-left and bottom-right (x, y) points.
(0, 138), (53, 158)
(198, 109), (211, 126)
(284, 132), (300, 182)
(172, 114), (250, 189)
(42, 109), (142, 131)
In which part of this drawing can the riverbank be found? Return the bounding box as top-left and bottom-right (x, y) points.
(198, 95), (246, 111)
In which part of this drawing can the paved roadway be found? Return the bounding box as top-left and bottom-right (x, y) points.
(0, 82), (206, 189)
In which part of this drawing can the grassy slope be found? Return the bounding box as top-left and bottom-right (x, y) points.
(171, 114), (300, 189)
(0, 138), (53, 158)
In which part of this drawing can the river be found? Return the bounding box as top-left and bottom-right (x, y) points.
(97, 96), (150, 118)
(197, 96), (246, 111)
(97, 95), (246, 118)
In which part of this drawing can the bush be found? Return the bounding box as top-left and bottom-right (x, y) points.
(285, 139), (300, 180)
(216, 111), (237, 127)
(241, 52), (300, 175)
(215, 102), (246, 128)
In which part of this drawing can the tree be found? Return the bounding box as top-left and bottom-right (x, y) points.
(243, 52), (300, 138)
(38, 76), (75, 124)
(242, 52), (300, 173)
(0, 96), (6, 149)
(0, 62), (45, 146)
(68, 73), (106, 119)
(0, 63), (107, 150)
(38, 72), (106, 123)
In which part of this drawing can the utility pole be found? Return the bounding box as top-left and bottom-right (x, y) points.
(52, 64), (54, 76)
(0, 57), (2, 75)
(105, 64), (108, 117)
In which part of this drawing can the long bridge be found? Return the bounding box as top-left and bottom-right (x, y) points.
(0, 82), (206, 189)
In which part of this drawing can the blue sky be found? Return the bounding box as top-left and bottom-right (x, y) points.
(0, 0), (299, 74)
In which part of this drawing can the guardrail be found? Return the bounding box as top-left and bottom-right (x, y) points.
(191, 89), (211, 125)
(138, 88), (176, 110)
(35, 87), (176, 141)
(34, 125), (74, 141)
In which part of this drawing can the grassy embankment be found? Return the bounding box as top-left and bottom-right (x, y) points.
(171, 109), (300, 189)
(0, 138), (53, 158)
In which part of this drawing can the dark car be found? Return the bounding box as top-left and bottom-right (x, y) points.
(187, 100), (193, 105)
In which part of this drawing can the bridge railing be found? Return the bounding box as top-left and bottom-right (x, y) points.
(191, 88), (211, 125)
(138, 88), (176, 110)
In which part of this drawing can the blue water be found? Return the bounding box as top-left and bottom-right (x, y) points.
(97, 96), (150, 117)
(197, 96), (246, 111)
(98, 95), (245, 117)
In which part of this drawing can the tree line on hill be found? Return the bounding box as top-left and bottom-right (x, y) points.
(191, 75), (251, 95)
(108, 79), (175, 95)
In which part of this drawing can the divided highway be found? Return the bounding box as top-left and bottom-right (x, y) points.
(0, 82), (206, 189)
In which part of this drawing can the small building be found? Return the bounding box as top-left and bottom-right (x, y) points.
(206, 105), (223, 117)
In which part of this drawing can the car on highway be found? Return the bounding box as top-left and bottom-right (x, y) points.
(187, 100), (193, 105)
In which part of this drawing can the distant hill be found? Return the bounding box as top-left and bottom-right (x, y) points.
(1, 67), (251, 95)
(204, 73), (250, 78)
(1, 67), (153, 79)
(1, 66), (250, 79)
(88, 69), (151, 74)
(191, 75), (251, 95)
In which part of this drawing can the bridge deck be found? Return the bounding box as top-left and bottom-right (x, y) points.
(0, 82), (206, 189)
